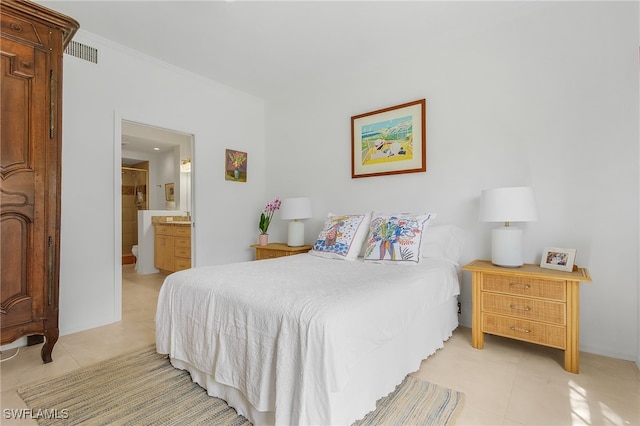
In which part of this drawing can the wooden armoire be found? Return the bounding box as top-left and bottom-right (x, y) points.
(1, 0), (78, 363)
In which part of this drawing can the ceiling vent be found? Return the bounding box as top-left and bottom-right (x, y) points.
(64, 41), (98, 64)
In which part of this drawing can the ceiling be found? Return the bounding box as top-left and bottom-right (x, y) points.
(37, 0), (544, 101)
(36, 0), (546, 159)
(121, 121), (192, 165)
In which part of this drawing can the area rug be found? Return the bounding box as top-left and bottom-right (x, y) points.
(18, 345), (464, 425)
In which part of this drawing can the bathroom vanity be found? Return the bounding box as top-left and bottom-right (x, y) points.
(153, 218), (192, 273)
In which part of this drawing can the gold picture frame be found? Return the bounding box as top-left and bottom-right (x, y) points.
(225, 149), (247, 182)
(164, 183), (175, 201)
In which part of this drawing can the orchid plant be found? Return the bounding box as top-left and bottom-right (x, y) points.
(259, 197), (281, 235)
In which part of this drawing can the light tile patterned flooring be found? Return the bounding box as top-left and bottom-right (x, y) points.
(1, 265), (639, 425)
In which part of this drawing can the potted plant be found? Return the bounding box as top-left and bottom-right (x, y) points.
(258, 197), (281, 245)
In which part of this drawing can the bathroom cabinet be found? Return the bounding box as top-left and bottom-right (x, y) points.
(0, 0), (78, 363)
(154, 223), (192, 273)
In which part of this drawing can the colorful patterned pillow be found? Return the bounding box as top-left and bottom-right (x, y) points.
(363, 212), (435, 264)
(309, 213), (371, 260)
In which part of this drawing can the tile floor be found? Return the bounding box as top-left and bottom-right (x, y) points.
(1, 265), (639, 425)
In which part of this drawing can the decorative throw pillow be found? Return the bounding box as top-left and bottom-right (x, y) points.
(363, 212), (435, 264)
(309, 213), (371, 260)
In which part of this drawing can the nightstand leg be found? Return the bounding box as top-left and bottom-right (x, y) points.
(564, 280), (580, 373)
(471, 271), (484, 349)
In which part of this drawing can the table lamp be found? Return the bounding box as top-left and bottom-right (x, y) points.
(280, 197), (312, 247)
(479, 186), (537, 267)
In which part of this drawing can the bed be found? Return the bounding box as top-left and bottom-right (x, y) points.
(156, 217), (463, 425)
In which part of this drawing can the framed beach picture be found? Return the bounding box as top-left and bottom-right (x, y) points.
(225, 149), (247, 182)
(351, 99), (426, 178)
(540, 247), (576, 272)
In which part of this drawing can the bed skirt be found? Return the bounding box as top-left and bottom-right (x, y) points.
(168, 295), (459, 426)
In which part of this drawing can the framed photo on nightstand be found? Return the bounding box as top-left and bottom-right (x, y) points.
(540, 247), (576, 272)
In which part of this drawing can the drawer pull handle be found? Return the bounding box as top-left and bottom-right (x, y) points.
(509, 283), (531, 289)
(509, 304), (531, 312)
(510, 326), (531, 333)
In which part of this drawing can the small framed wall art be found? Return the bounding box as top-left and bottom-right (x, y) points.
(164, 183), (175, 201)
(351, 99), (426, 178)
(540, 247), (576, 272)
(225, 149), (247, 182)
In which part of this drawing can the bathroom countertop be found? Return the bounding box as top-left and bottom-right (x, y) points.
(152, 216), (191, 226)
(153, 221), (191, 227)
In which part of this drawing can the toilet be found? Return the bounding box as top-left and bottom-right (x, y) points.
(131, 245), (138, 270)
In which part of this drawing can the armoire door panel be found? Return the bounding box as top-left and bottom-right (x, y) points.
(1, 37), (36, 77)
(0, 10), (43, 46)
(0, 214), (36, 328)
(1, 44), (37, 178)
(1, 31), (43, 331)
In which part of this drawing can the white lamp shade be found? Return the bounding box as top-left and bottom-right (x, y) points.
(280, 197), (312, 220)
(479, 187), (536, 267)
(479, 187), (537, 223)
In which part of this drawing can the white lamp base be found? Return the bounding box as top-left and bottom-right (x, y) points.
(491, 227), (523, 267)
(287, 221), (305, 247)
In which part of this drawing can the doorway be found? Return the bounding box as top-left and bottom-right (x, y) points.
(120, 120), (194, 267)
(113, 116), (194, 322)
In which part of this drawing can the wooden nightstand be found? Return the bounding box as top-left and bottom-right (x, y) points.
(250, 243), (313, 260)
(462, 259), (591, 373)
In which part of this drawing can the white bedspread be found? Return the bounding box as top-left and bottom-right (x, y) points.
(156, 254), (459, 425)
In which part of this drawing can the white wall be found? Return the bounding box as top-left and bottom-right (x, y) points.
(59, 31), (265, 335)
(156, 147), (181, 210)
(265, 2), (639, 361)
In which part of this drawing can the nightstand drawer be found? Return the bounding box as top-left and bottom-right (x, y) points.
(260, 250), (285, 259)
(482, 293), (565, 325)
(482, 274), (566, 301)
(251, 243), (313, 260)
(482, 313), (565, 349)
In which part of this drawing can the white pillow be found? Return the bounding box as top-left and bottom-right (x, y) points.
(309, 213), (371, 261)
(363, 212), (435, 264)
(421, 224), (464, 265)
